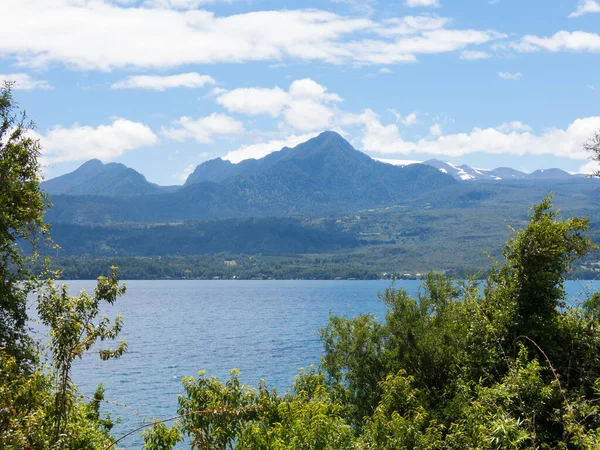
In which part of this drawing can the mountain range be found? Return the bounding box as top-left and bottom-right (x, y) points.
(42, 132), (588, 198)
(37, 131), (600, 278)
(380, 159), (585, 182)
(44, 131), (456, 224)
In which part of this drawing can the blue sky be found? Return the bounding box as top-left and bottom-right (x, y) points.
(2, 0), (599, 185)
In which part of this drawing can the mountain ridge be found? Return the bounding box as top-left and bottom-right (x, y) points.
(44, 131), (457, 224)
(42, 159), (179, 196)
(44, 132), (590, 192)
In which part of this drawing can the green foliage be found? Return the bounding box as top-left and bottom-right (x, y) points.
(144, 196), (600, 449)
(143, 368), (355, 450)
(0, 349), (119, 449)
(37, 267), (127, 445)
(0, 81), (49, 365)
(491, 195), (595, 346)
(1, 268), (127, 449)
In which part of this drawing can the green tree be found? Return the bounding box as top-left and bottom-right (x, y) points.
(488, 195), (594, 354)
(145, 196), (600, 449)
(1, 270), (127, 449)
(0, 81), (49, 366)
(37, 267), (127, 446)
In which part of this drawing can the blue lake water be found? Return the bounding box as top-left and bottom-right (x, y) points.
(29, 279), (600, 448)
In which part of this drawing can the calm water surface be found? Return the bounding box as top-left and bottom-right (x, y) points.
(29, 279), (600, 448)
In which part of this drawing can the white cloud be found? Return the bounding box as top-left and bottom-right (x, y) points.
(357, 109), (600, 161)
(569, 0), (600, 18)
(216, 78), (342, 131)
(288, 78), (342, 102)
(379, 67), (392, 74)
(216, 86), (290, 116)
(402, 113), (418, 126)
(0, 1), (505, 70)
(498, 71), (522, 80)
(161, 113), (243, 143)
(460, 50), (491, 60)
(344, 29), (504, 65)
(509, 31), (600, 53)
(284, 99), (337, 131)
(375, 158), (421, 166)
(404, 0), (440, 7)
(496, 121), (532, 132)
(0, 73), (52, 90)
(579, 160), (599, 174)
(223, 133), (319, 163)
(40, 119), (158, 164)
(388, 109), (418, 126)
(140, 0), (235, 9)
(375, 16), (449, 37)
(111, 72), (215, 90)
(429, 123), (443, 136)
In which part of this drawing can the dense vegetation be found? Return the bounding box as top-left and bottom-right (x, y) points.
(41, 192), (600, 280)
(141, 196), (600, 449)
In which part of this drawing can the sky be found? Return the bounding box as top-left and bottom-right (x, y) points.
(1, 0), (600, 185)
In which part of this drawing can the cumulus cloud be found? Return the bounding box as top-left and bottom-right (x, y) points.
(40, 119), (158, 164)
(217, 86), (292, 116)
(357, 109), (600, 161)
(223, 133), (319, 163)
(404, 0), (440, 7)
(498, 71), (522, 80)
(0, 0), (505, 70)
(216, 79), (342, 131)
(508, 31), (600, 53)
(161, 113), (243, 143)
(111, 72), (216, 90)
(429, 123), (443, 136)
(569, 0), (600, 18)
(0, 73), (52, 90)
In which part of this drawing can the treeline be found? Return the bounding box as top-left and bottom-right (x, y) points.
(37, 252), (600, 281)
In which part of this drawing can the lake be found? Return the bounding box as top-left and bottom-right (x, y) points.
(29, 279), (600, 448)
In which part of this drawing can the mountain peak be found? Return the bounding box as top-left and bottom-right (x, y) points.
(80, 158), (104, 168)
(42, 159), (163, 195)
(306, 130), (349, 147)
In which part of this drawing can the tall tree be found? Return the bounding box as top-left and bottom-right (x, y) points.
(0, 81), (49, 366)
